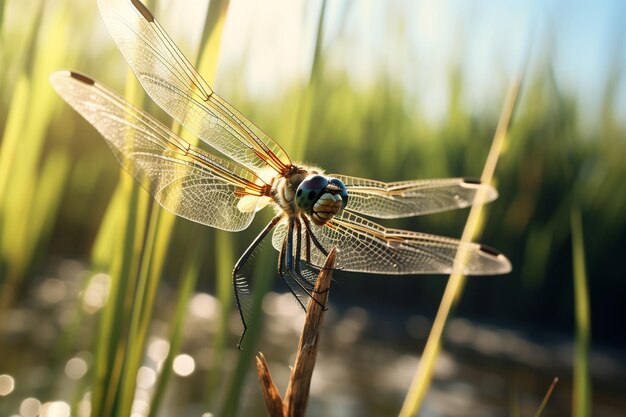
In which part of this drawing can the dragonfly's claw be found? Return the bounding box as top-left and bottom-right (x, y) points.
(236, 327), (247, 351)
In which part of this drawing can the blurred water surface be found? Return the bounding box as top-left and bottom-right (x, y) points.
(1, 262), (625, 416)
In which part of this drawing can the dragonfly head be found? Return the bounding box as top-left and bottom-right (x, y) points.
(295, 175), (348, 224)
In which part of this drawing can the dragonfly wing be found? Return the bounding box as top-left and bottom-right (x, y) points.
(51, 71), (267, 232)
(330, 175), (498, 218)
(272, 211), (511, 275)
(97, 0), (291, 173)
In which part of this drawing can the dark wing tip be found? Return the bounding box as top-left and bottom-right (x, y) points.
(463, 177), (482, 185)
(461, 177), (499, 203)
(69, 71), (96, 85)
(131, 0), (155, 22)
(479, 244), (502, 257)
(479, 244), (513, 273)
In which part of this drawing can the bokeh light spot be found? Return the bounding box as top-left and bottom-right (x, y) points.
(82, 273), (111, 314)
(65, 357), (88, 380)
(189, 293), (218, 320)
(37, 278), (67, 304)
(40, 401), (71, 417)
(20, 397), (41, 417)
(147, 338), (170, 363)
(172, 354), (195, 377)
(0, 374), (15, 396)
(136, 366), (156, 389)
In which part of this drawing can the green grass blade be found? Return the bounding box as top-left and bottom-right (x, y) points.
(0, 75), (28, 211)
(91, 185), (128, 269)
(116, 204), (162, 417)
(285, 0), (327, 161)
(0, 76), (30, 297)
(27, 149), (71, 259)
(90, 176), (144, 417)
(197, 0), (230, 84)
(101, 73), (153, 417)
(571, 208), (592, 417)
(148, 235), (205, 417)
(87, 63), (153, 417)
(205, 229), (234, 407)
(88, 61), (153, 415)
(398, 66), (526, 417)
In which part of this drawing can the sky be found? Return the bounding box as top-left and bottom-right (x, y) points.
(156, 0), (626, 127)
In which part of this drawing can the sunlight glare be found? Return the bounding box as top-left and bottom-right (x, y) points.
(147, 338), (170, 363)
(19, 398), (41, 417)
(65, 356), (88, 380)
(82, 273), (111, 314)
(39, 401), (71, 417)
(136, 367), (156, 389)
(77, 400), (91, 417)
(0, 374), (15, 396)
(37, 278), (67, 304)
(189, 293), (218, 320)
(173, 354), (195, 377)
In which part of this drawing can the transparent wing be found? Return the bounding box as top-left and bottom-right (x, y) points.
(50, 71), (269, 232)
(330, 175), (498, 218)
(97, 0), (292, 174)
(272, 211), (511, 275)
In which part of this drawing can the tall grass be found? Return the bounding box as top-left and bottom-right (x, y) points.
(0, 0), (623, 416)
(571, 207), (591, 417)
(87, 1), (233, 416)
(398, 63), (526, 417)
(0, 0), (76, 312)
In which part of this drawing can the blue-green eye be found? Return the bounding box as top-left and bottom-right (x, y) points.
(295, 175), (328, 211)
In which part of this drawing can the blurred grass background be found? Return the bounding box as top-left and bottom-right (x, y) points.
(1, 0), (625, 416)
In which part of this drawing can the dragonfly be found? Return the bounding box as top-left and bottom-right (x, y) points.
(51, 0), (511, 348)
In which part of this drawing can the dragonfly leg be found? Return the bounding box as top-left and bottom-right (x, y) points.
(277, 217), (327, 312)
(301, 215), (329, 257)
(300, 214), (338, 291)
(304, 218), (312, 264)
(278, 221), (309, 312)
(291, 217), (326, 309)
(293, 218), (318, 289)
(233, 214), (282, 350)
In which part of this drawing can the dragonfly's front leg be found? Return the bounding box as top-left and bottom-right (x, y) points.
(233, 214), (282, 350)
(304, 219), (312, 264)
(301, 214), (329, 257)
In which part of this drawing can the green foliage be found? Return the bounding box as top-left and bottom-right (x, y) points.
(0, 0), (622, 416)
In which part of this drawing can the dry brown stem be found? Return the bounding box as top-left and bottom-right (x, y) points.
(256, 247), (337, 417)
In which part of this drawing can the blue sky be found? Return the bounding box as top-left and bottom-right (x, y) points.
(159, 0), (626, 128)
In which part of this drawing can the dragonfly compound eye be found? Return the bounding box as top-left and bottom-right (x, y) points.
(328, 177), (349, 210)
(296, 175), (349, 224)
(295, 175), (328, 212)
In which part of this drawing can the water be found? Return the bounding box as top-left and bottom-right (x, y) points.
(1, 259), (624, 417)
